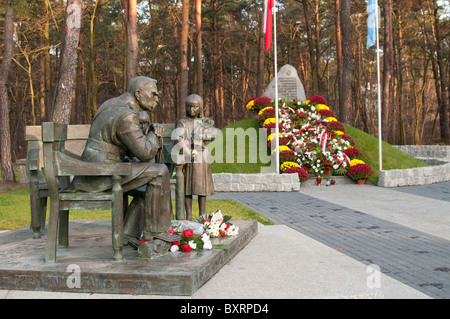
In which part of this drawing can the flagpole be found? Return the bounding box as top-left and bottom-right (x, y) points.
(375, 0), (382, 172)
(274, 2), (279, 174)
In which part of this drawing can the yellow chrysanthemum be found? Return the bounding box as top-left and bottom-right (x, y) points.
(246, 100), (255, 110)
(326, 117), (337, 122)
(335, 130), (344, 135)
(272, 145), (291, 154)
(280, 161), (299, 172)
(305, 100), (310, 104)
(263, 118), (276, 127)
(316, 104), (330, 111)
(258, 106), (274, 115)
(268, 132), (283, 141)
(350, 159), (365, 166)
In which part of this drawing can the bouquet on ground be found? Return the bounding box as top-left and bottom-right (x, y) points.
(169, 228), (211, 252)
(169, 210), (238, 253)
(196, 210), (239, 238)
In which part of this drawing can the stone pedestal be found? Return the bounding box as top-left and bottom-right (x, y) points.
(0, 220), (257, 296)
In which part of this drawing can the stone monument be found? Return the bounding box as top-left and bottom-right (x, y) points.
(262, 64), (306, 102)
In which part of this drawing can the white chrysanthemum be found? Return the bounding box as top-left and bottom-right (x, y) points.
(188, 240), (197, 250)
(203, 240), (212, 250)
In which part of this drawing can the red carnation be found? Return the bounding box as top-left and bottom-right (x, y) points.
(183, 229), (194, 238)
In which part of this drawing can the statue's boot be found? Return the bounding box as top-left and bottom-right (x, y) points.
(142, 171), (180, 243)
(123, 196), (144, 247)
(143, 231), (181, 243)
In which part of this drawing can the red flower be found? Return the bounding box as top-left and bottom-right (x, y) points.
(346, 163), (373, 180)
(204, 219), (210, 224)
(327, 121), (345, 133)
(319, 109), (335, 118)
(309, 95), (327, 105)
(182, 244), (191, 252)
(168, 226), (174, 235)
(341, 134), (354, 145)
(283, 166), (309, 182)
(183, 229), (194, 238)
(219, 229), (226, 237)
(172, 240), (180, 246)
(245, 97), (257, 105)
(268, 137), (289, 148)
(258, 107), (275, 125)
(279, 150), (296, 163)
(344, 147), (363, 159)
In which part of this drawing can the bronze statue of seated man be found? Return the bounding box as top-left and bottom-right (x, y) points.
(70, 76), (180, 245)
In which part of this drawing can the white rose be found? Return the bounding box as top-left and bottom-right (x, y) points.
(188, 240), (197, 250)
(203, 240), (212, 250)
(170, 245), (179, 252)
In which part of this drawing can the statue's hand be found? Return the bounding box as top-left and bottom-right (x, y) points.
(151, 123), (165, 137)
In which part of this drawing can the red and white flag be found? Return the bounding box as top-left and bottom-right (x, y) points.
(264, 0), (274, 51)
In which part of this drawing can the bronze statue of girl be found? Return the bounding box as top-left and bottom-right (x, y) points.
(176, 94), (218, 220)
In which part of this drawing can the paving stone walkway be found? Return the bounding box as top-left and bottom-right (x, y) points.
(211, 182), (450, 299)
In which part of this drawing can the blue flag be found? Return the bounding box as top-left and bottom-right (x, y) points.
(367, 0), (377, 49)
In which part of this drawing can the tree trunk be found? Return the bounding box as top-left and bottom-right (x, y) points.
(396, 8), (406, 145)
(179, 0), (190, 120)
(302, 0), (316, 93)
(0, 1), (16, 183)
(256, 11), (265, 97)
(39, 18), (50, 123)
(124, 0), (138, 87)
(194, 0), (203, 97)
(382, 0), (395, 142)
(335, 0), (343, 119)
(430, 3), (450, 143)
(313, 0), (321, 95)
(212, 0), (224, 127)
(74, 1), (86, 125)
(44, 2), (52, 120)
(87, 0), (99, 123)
(340, 0), (353, 124)
(51, 0), (83, 124)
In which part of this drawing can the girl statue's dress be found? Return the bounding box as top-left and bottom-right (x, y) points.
(176, 94), (218, 219)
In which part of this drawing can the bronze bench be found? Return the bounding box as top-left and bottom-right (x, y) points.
(24, 123), (185, 241)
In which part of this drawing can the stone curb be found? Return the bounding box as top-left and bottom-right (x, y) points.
(212, 173), (300, 192)
(379, 145), (450, 187)
(378, 163), (450, 187)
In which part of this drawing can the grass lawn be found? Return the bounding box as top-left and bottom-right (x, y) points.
(210, 117), (272, 174)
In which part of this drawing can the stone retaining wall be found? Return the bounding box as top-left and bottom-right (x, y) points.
(393, 145), (450, 164)
(379, 145), (450, 187)
(378, 163), (450, 187)
(213, 173), (300, 192)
